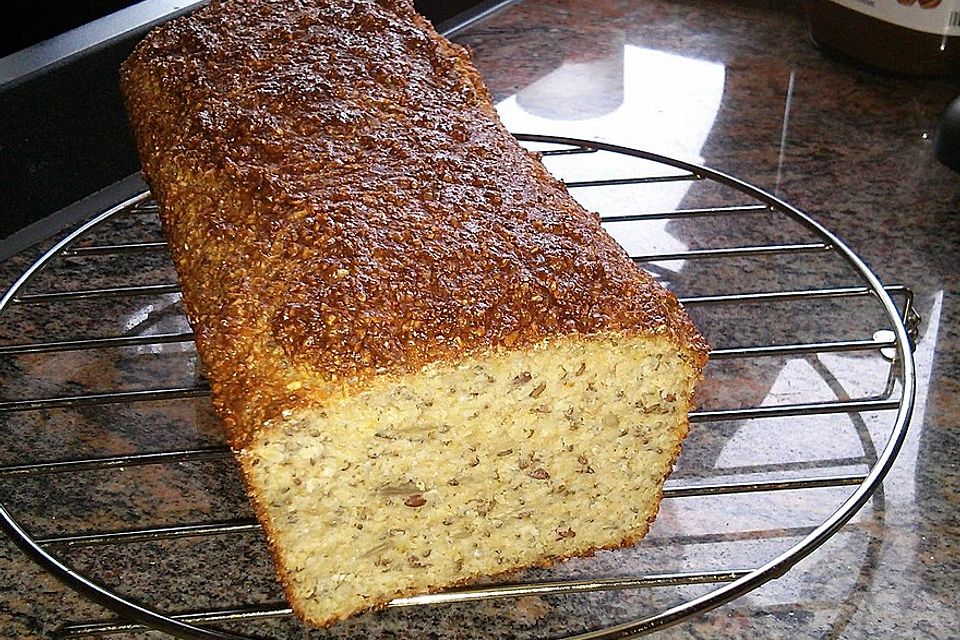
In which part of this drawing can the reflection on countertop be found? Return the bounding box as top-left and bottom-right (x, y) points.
(0, 1), (957, 639)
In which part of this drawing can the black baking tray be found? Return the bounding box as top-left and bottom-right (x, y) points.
(0, 0), (509, 250)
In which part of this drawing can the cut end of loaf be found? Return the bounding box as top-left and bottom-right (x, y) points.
(239, 332), (700, 627)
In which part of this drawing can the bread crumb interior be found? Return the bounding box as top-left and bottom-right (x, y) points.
(242, 333), (696, 625)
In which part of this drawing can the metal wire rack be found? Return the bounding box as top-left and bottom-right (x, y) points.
(0, 134), (917, 639)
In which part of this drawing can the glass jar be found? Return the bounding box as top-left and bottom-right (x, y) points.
(801, 0), (960, 76)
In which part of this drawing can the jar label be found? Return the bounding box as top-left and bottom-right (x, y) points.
(828, 0), (960, 35)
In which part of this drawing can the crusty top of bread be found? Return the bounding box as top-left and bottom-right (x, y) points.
(119, 0), (709, 448)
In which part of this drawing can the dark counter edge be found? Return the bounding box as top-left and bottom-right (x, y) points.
(0, 0), (517, 258)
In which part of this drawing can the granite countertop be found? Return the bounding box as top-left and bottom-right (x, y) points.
(0, 0), (957, 638)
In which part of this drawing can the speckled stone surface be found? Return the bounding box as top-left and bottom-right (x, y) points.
(0, 0), (958, 638)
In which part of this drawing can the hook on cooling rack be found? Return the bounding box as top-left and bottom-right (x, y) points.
(895, 285), (921, 351)
(903, 307), (921, 349)
(874, 285), (921, 361)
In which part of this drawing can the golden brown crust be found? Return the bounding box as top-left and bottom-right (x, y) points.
(120, 0), (708, 447)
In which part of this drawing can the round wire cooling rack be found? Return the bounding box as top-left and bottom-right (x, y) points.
(0, 134), (918, 639)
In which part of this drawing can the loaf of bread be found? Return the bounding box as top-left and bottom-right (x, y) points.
(120, 0), (708, 628)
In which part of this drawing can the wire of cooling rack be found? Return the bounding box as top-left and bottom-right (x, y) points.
(0, 135), (916, 639)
